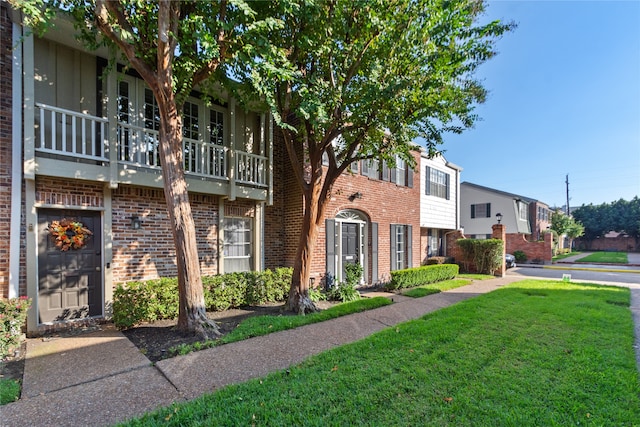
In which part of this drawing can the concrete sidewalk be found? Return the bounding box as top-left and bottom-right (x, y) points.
(1, 274), (638, 427)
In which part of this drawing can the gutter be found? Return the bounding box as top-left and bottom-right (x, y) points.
(9, 17), (22, 298)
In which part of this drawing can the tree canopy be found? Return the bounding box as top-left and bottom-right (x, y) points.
(572, 197), (640, 239)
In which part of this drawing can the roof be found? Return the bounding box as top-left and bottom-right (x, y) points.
(461, 181), (540, 204)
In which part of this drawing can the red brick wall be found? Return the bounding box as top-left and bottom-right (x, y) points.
(0, 3), (13, 298)
(111, 186), (228, 282)
(266, 130), (421, 285)
(505, 232), (553, 263)
(575, 236), (640, 252)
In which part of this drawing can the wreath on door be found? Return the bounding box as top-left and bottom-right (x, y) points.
(49, 219), (93, 251)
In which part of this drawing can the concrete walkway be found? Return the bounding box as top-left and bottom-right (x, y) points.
(1, 273), (638, 426)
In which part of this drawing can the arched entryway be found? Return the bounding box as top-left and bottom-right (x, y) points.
(326, 210), (377, 284)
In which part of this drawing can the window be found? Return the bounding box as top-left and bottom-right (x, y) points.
(425, 166), (450, 199)
(518, 201), (528, 220)
(223, 217), (253, 272)
(390, 224), (412, 271)
(183, 101), (199, 140)
(395, 157), (406, 186)
(471, 203), (491, 218)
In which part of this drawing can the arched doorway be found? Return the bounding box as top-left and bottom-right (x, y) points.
(326, 210), (370, 283)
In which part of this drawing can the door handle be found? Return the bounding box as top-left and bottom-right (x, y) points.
(96, 266), (101, 272)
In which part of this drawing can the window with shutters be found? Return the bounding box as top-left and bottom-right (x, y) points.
(390, 224), (412, 271)
(425, 166), (450, 199)
(471, 203), (491, 218)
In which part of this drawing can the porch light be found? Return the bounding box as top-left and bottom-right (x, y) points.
(130, 215), (142, 230)
(349, 191), (363, 201)
(496, 213), (503, 224)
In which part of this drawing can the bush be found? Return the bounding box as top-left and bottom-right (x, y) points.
(456, 239), (503, 274)
(113, 268), (293, 329)
(0, 297), (31, 360)
(424, 256), (455, 265)
(385, 264), (459, 291)
(328, 263), (362, 302)
(513, 250), (527, 263)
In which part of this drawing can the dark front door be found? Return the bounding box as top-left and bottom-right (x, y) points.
(341, 222), (359, 280)
(38, 209), (102, 323)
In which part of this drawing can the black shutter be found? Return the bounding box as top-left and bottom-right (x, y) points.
(326, 219), (336, 277)
(445, 173), (450, 200)
(425, 166), (431, 195)
(406, 225), (412, 268)
(371, 222), (378, 283)
(407, 167), (413, 188)
(390, 224), (397, 271)
(471, 204), (476, 218)
(486, 203), (491, 218)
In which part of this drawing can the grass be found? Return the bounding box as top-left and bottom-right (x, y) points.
(403, 278), (472, 298)
(0, 378), (20, 405)
(575, 251), (628, 264)
(552, 251), (582, 262)
(122, 280), (640, 426)
(169, 297), (392, 357)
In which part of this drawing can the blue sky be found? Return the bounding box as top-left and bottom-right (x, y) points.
(441, 0), (640, 209)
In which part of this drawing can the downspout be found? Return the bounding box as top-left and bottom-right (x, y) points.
(9, 18), (23, 298)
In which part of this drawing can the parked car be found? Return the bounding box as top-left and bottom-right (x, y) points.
(505, 253), (516, 268)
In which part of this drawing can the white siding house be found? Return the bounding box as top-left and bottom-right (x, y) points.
(420, 152), (462, 260)
(460, 182), (532, 238)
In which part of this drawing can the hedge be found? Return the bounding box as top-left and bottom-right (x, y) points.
(385, 264), (459, 291)
(113, 268), (292, 329)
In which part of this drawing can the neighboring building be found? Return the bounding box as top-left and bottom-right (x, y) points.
(2, 6), (273, 333)
(265, 139), (421, 286)
(460, 182), (533, 238)
(419, 152), (462, 261)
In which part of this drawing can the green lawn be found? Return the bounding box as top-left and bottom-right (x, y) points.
(121, 280), (640, 426)
(169, 297), (392, 357)
(403, 278), (472, 298)
(0, 379), (20, 405)
(575, 251), (628, 264)
(552, 251), (582, 262)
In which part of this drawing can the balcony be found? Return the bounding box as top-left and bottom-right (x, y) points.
(33, 103), (268, 195)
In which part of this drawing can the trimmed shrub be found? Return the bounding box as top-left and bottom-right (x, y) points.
(456, 239), (503, 275)
(113, 268), (293, 329)
(385, 264), (459, 291)
(424, 256), (455, 265)
(513, 250), (527, 263)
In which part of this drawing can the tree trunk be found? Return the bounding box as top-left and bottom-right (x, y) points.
(157, 98), (220, 339)
(286, 180), (323, 314)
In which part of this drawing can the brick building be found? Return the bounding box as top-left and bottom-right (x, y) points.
(3, 3), (429, 334)
(265, 131), (421, 287)
(3, 5), (272, 334)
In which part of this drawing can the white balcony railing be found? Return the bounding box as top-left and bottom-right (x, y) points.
(236, 151), (267, 187)
(35, 103), (108, 162)
(34, 104), (267, 188)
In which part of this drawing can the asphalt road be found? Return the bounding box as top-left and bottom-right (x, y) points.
(507, 265), (640, 287)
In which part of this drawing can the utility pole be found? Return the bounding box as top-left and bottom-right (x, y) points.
(565, 174), (570, 216)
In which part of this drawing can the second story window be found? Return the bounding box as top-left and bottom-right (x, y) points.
(183, 101), (199, 140)
(209, 110), (224, 145)
(518, 202), (528, 220)
(471, 203), (491, 218)
(425, 166), (450, 199)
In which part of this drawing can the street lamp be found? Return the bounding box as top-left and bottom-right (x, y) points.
(496, 212), (503, 224)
